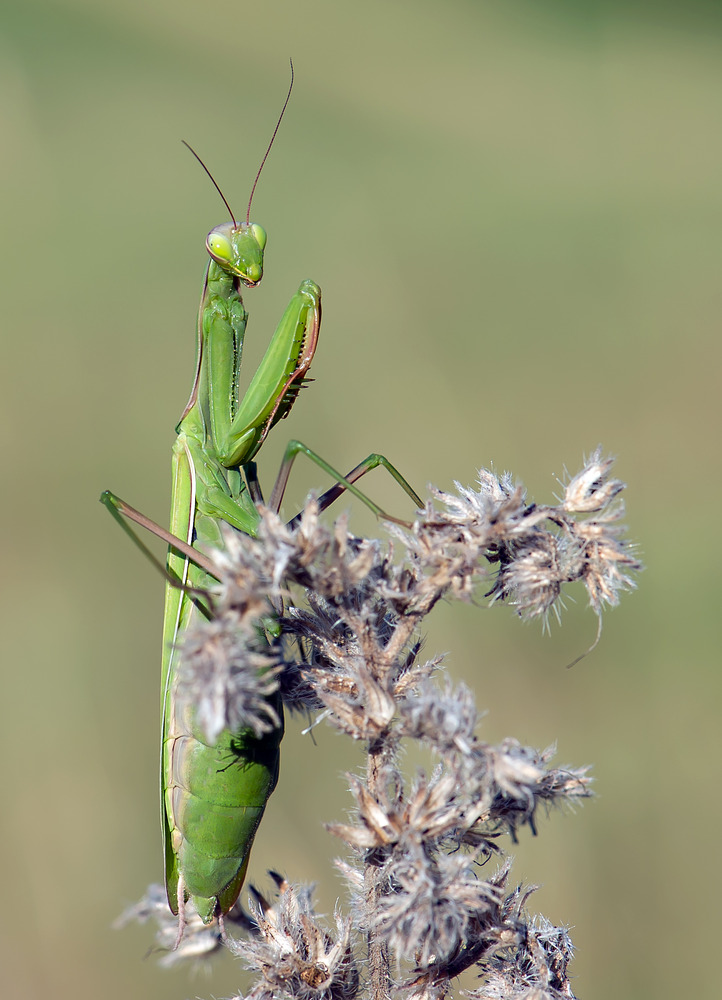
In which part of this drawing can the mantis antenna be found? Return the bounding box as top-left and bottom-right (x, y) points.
(180, 59), (295, 228)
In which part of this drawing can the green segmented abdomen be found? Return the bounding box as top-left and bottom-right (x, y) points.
(164, 696), (283, 922)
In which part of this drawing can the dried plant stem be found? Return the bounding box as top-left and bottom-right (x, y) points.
(365, 737), (392, 1000)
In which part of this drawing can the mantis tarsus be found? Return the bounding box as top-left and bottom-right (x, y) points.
(102, 68), (422, 941)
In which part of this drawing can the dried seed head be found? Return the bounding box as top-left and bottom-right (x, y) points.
(399, 678), (479, 755)
(562, 447), (624, 513)
(372, 847), (503, 968)
(470, 912), (578, 1000)
(177, 609), (282, 744)
(230, 877), (359, 1000)
(114, 883), (227, 965)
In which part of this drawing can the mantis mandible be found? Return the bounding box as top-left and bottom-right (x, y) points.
(102, 66), (423, 941)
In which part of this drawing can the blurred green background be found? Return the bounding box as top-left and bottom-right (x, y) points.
(1, 1), (720, 998)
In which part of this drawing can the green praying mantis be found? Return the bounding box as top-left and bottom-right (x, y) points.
(102, 68), (423, 942)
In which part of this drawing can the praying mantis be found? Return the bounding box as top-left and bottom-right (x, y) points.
(102, 68), (422, 941)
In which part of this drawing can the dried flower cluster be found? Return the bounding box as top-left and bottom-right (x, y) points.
(120, 451), (640, 999)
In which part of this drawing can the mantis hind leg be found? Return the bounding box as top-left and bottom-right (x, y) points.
(265, 440), (423, 529)
(308, 452), (424, 517)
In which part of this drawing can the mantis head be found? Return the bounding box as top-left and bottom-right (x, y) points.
(189, 63), (293, 289)
(206, 221), (267, 287)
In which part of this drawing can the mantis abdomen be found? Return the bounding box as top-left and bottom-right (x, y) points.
(163, 675), (283, 922)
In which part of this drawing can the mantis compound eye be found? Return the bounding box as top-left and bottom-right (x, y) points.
(206, 230), (234, 264)
(249, 223), (267, 251)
